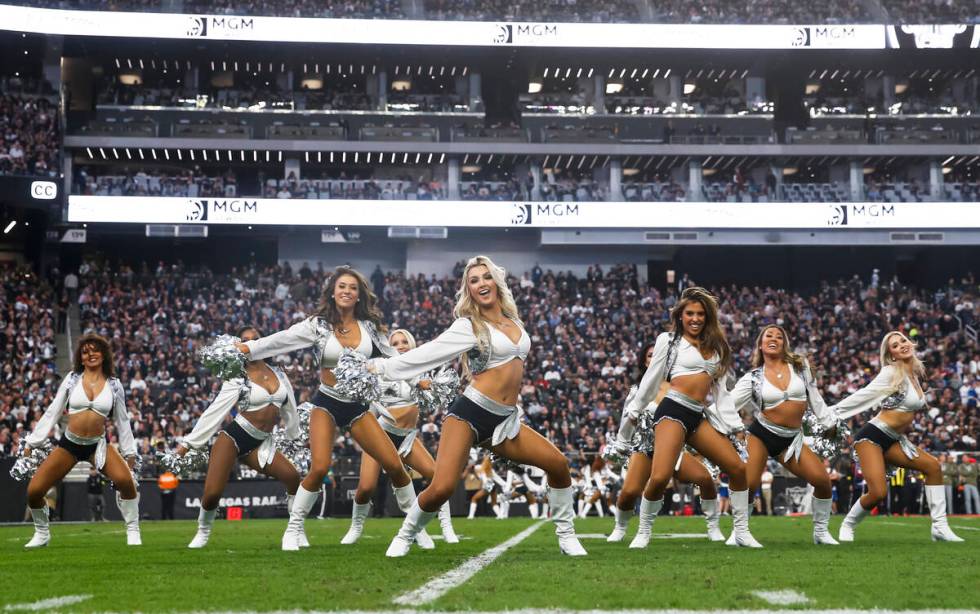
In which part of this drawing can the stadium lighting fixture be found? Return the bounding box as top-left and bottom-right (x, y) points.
(278, 151), (283, 162)
(252, 151), (257, 162)
(177, 150), (182, 160)
(355, 152), (359, 163)
(86, 147), (93, 159)
(305, 152), (310, 162)
(528, 81), (543, 94)
(587, 68), (594, 78)
(190, 150), (195, 161)
(565, 68), (572, 78)
(390, 152), (396, 163)
(415, 153), (421, 164)
(664, 69), (671, 78)
(114, 58), (121, 68)
(450, 66), (456, 76)
(163, 150), (169, 160)
(427, 153), (433, 164)
(138, 149), (144, 160)
(608, 68), (615, 78)
(462, 67), (468, 76)
(606, 81), (624, 94)
(202, 150), (208, 161)
(3, 221), (15, 234)
(265, 151), (270, 162)
(642, 68), (649, 78)
(98, 147), (106, 159)
(151, 149), (157, 160)
(125, 148), (132, 160)
(683, 82), (697, 95)
(111, 148), (119, 159)
(329, 152), (334, 163)
(342, 152), (347, 163)
(403, 153), (409, 163)
(318, 152), (322, 163)
(439, 154), (445, 164)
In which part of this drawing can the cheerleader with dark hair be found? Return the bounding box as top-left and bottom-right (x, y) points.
(177, 326), (304, 549)
(22, 334), (140, 548)
(606, 342), (724, 546)
(237, 266), (416, 551)
(624, 288), (758, 547)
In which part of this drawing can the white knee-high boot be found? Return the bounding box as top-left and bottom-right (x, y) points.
(607, 505), (632, 543)
(468, 501), (478, 519)
(393, 483), (435, 550)
(287, 494), (310, 547)
(283, 485), (317, 551)
(702, 498), (724, 542)
(548, 486), (587, 556)
(341, 501), (372, 545)
(117, 494), (142, 546)
(188, 507), (217, 548)
(528, 501), (539, 519)
(438, 501), (459, 543)
(838, 498), (870, 542)
(726, 490), (762, 548)
(24, 507), (50, 549)
(386, 501), (437, 558)
(926, 485), (964, 542)
(629, 496), (662, 549)
(812, 496), (839, 545)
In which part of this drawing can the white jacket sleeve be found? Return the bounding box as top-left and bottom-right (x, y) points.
(831, 366), (896, 419)
(25, 376), (72, 448)
(803, 360), (837, 429)
(279, 377), (300, 441)
(244, 319), (318, 361)
(112, 382), (138, 458)
(731, 372), (757, 415)
(183, 380), (241, 449)
(373, 318), (477, 381)
(614, 386), (639, 445)
(626, 332), (671, 415)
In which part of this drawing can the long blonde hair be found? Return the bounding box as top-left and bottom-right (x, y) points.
(879, 330), (925, 390)
(750, 325), (806, 372)
(669, 287), (732, 374)
(454, 255), (522, 378)
(388, 328), (417, 350)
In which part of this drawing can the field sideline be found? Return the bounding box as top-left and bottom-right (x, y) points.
(1, 516), (977, 612)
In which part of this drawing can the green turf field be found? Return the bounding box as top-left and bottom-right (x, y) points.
(1, 515), (977, 612)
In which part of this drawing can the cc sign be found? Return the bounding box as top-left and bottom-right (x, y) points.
(31, 181), (58, 200)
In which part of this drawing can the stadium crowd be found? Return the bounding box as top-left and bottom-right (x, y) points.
(2, 261), (978, 483)
(0, 93), (60, 178)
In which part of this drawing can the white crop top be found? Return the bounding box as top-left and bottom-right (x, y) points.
(243, 318), (377, 369)
(68, 381), (114, 417)
(373, 317), (529, 381)
(320, 321), (373, 369)
(759, 366), (807, 409)
(183, 370), (299, 450)
(670, 337), (722, 379)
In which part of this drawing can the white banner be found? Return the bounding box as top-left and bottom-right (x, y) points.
(0, 4), (889, 49)
(67, 196), (980, 229)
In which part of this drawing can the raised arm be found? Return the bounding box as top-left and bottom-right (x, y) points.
(372, 318), (477, 381)
(626, 332), (671, 415)
(831, 366), (897, 419)
(182, 380), (241, 449)
(24, 376), (72, 449)
(243, 319), (319, 361)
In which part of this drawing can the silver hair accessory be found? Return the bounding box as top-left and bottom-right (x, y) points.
(10, 440), (53, 481)
(274, 403), (312, 475)
(198, 334), (246, 380)
(412, 367), (460, 415)
(804, 413), (846, 459)
(334, 348), (382, 403)
(158, 448), (209, 477)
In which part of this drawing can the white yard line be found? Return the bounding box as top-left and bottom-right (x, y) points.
(392, 520), (545, 606)
(751, 590), (811, 605)
(951, 525), (980, 531)
(4, 595), (93, 611)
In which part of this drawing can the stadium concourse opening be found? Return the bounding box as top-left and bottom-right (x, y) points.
(1, 0), (979, 611)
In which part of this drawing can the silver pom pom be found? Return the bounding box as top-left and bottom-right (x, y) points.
(198, 335), (246, 380)
(10, 440), (53, 481)
(805, 414), (846, 459)
(729, 433), (749, 461)
(413, 367), (460, 415)
(602, 439), (632, 468)
(274, 403), (312, 475)
(158, 448), (209, 477)
(333, 348), (381, 403)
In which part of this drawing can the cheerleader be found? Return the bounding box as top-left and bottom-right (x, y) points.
(467, 453), (501, 519)
(511, 465), (544, 518)
(177, 326), (304, 549)
(341, 329), (459, 546)
(364, 255), (587, 556)
(579, 457), (607, 518)
(607, 344), (723, 546)
(731, 325), (839, 545)
(236, 266), (416, 551)
(832, 331), (962, 543)
(625, 287), (758, 547)
(21, 334), (140, 548)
